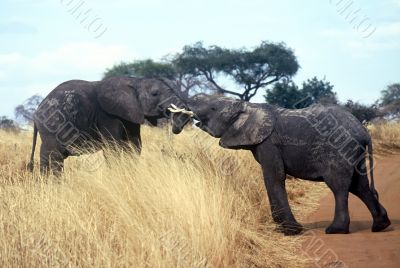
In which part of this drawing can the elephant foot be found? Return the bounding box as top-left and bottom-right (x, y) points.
(277, 222), (303, 236)
(372, 216), (391, 232)
(26, 161), (34, 172)
(325, 224), (349, 234)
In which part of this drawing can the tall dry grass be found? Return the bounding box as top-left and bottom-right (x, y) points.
(0, 126), (327, 267)
(368, 123), (400, 153)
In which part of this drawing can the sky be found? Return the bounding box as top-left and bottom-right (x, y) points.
(0, 0), (399, 118)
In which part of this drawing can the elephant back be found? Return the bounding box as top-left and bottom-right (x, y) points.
(34, 80), (98, 139)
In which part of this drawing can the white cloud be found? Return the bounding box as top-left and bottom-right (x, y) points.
(320, 20), (400, 59)
(375, 22), (400, 37)
(11, 83), (57, 98)
(0, 52), (24, 64)
(28, 42), (133, 75)
(347, 21), (400, 58)
(320, 28), (352, 39)
(346, 40), (400, 59)
(321, 20), (400, 40)
(347, 41), (399, 50)
(0, 42), (134, 79)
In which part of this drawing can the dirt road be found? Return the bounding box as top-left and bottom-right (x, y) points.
(303, 154), (400, 268)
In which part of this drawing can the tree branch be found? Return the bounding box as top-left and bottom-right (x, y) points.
(257, 77), (279, 88)
(246, 77), (280, 101)
(202, 70), (243, 98)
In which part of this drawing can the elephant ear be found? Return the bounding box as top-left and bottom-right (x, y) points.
(96, 77), (145, 124)
(219, 103), (275, 149)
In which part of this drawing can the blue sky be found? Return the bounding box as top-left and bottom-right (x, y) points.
(0, 0), (399, 117)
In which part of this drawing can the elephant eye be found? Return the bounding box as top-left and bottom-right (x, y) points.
(211, 107), (217, 111)
(152, 91), (159, 97)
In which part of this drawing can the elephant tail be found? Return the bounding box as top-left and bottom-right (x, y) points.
(27, 123), (38, 172)
(367, 139), (379, 201)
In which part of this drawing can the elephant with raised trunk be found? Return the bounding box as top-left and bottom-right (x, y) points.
(172, 94), (391, 235)
(28, 76), (184, 175)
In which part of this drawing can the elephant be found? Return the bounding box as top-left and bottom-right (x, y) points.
(171, 94), (391, 235)
(28, 76), (184, 175)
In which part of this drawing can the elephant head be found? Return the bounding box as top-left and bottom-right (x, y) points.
(167, 104), (193, 134)
(168, 113), (190, 134)
(96, 76), (184, 124)
(180, 94), (276, 148)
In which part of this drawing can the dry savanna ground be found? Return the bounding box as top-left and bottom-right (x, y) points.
(0, 123), (399, 267)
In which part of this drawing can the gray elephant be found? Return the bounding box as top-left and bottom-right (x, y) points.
(28, 76), (183, 175)
(172, 94), (391, 235)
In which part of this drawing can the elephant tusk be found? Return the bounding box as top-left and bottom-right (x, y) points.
(168, 104), (194, 117)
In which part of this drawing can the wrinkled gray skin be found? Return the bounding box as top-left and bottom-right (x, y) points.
(28, 76), (183, 176)
(173, 94), (391, 235)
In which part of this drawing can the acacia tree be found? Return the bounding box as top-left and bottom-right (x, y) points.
(103, 41), (299, 101)
(380, 83), (400, 106)
(173, 41), (299, 101)
(379, 83), (400, 118)
(15, 94), (43, 124)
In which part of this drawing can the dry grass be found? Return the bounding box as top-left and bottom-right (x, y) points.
(368, 123), (400, 153)
(0, 126), (328, 267)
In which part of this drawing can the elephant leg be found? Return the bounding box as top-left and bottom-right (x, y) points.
(263, 170), (303, 235)
(40, 142), (65, 177)
(255, 144), (302, 235)
(99, 120), (125, 168)
(98, 114), (142, 155)
(350, 166), (391, 232)
(49, 151), (65, 177)
(123, 122), (142, 154)
(98, 113), (125, 143)
(130, 135), (142, 154)
(324, 172), (351, 234)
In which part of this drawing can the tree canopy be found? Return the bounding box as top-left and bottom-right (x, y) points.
(15, 94), (43, 124)
(104, 60), (176, 80)
(103, 41), (299, 101)
(264, 77), (337, 108)
(0, 116), (20, 132)
(172, 41), (299, 100)
(379, 83), (400, 118)
(344, 100), (377, 123)
(380, 83), (400, 106)
(263, 80), (303, 108)
(300, 77), (337, 106)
